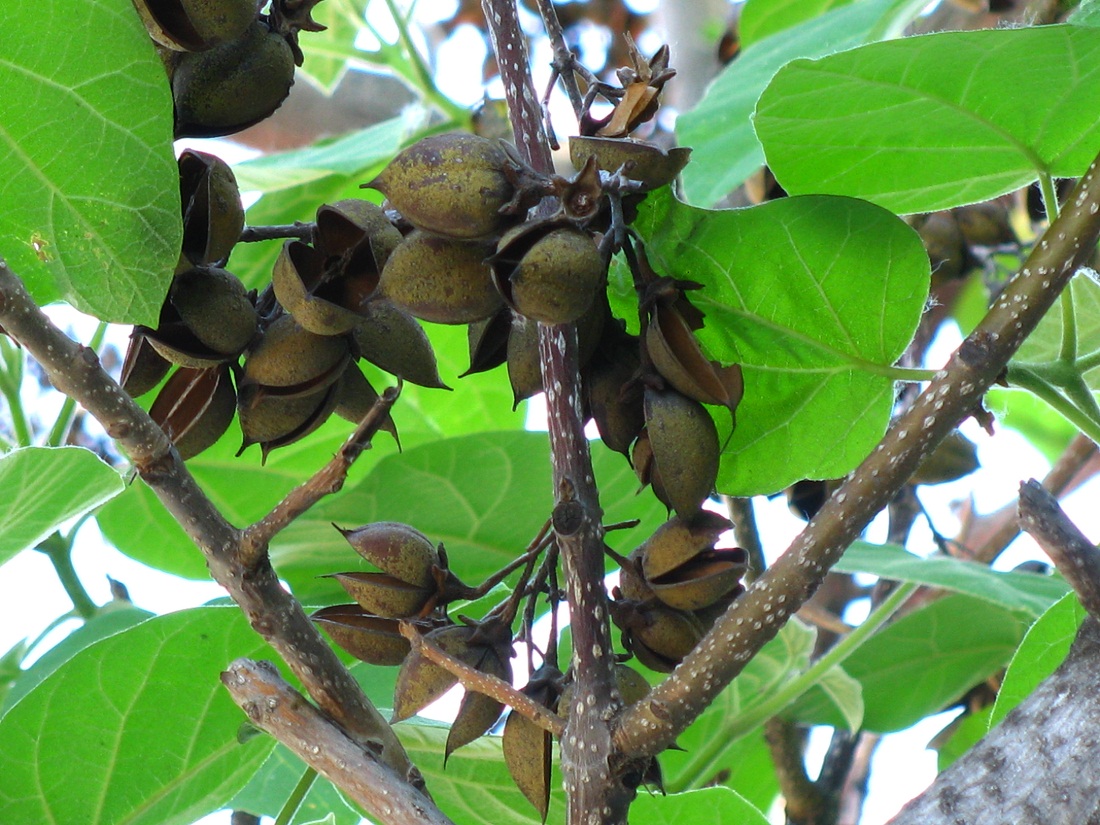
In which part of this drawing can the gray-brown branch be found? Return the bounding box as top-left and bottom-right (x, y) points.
(1018, 478), (1100, 619)
(223, 659), (453, 825)
(888, 617), (1100, 825)
(0, 259), (445, 825)
(480, 1), (625, 822)
(615, 152), (1100, 758)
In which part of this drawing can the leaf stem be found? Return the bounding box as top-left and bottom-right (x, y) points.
(1007, 365), (1100, 445)
(273, 767), (318, 825)
(1059, 284), (1078, 364)
(673, 581), (917, 790)
(1039, 170), (1061, 222)
(36, 531), (98, 620)
(0, 337), (32, 448)
(47, 321), (107, 447)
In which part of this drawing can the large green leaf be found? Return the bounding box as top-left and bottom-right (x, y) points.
(985, 388), (1078, 464)
(739, 0), (857, 48)
(754, 25), (1100, 214)
(792, 595), (1026, 732)
(635, 189), (929, 495)
(677, 0), (923, 206)
(834, 542), (1069, 617)
(0, 608), (276, 825)
(632, 787), (770, 825)
(398, 724), (566, 825)
(0, 0), (179, 324)
(988, 592), (1086, 731)
(1, 605), (153, 715)
(232, 111), (424, 193)
(1012, 273), (1100, 386)
(0, 446), (124, 567)
(269, 431), (668, 602)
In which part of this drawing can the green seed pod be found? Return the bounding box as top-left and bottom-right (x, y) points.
(910, 430), (979, 485)
(630, 604), (705, 673)
(179, 150), (245, 266)
(352, 300), (449, 389)
(236, 381), (339, 460)
(328, 571), (435, 619)
(492, 220), (604, 325)
(641, 388), (720, 517)
(172, 20), (295, 139)
(336, 522), (439, 589)
(379, 231), (502, 324)
(446, 647), (511, 759)
(569, 136), (690, 192)
(332, 365), (399, 444)
(273, 241), (366, 336)
(169, 267), (257, 356)
(133, 0), (256, 51)
(366, 133), (535, 239)
(241, 314), (350, 398)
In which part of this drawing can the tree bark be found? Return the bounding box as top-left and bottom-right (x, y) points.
(889, 618), (1100, 825)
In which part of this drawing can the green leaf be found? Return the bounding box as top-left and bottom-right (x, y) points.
(665, 619), (813, 790)
(0, 0), (179, 324)
(232, 111), (424, 193)
(635, 189), (929, 495)
(739, 0), (856, 48)
(231, 746), (363, 825)
(661, 725), (779, 807)
(1013, 274), (1100, 387)
(0, 446), (124, 567)
(754, 25), (1100, 213)
(988, 592), (1086, 731)
(0, 608), (277, 825)
(1, 605), (153, 715)
(833, 542), (1069, 617)
(632, 787), (770, 825)
(269, 431), (668, 602)
(398, 725), (566, 825)
(1070, 0), (1100, 26)
(677, 0), (923, 206)
(796, 595), (1027, 732)
(935, 704), (993, 772)
(985, 388), (1078, 464)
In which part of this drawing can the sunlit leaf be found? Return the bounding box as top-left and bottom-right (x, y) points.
(739, 0), (856, 48)
(755, 26), (1100, 213)
(988, 592), (1086, 731)
(0, 447), (123, 568)
(635, 189), (929, 495)
(0, 608), (276, 825)
(0, 0), (179, 324)
(677, 0), (924, 206)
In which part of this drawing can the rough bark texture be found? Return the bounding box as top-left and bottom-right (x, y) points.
(889, 618), (1100, 825)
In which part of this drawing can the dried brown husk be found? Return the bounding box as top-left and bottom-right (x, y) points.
(463, 309), (512, 377)
(179, 149), (244, 266)
(445, 647), (512, 759)
(583, 331), (643, 456)
(501, 666), (561, 821)
(646, 301), (743, 414)
(273, 241), (366, 336)
(311, 604), (411, 666)
(133, 0), (256, 51)
(120, 332), (172, 397)
(172, 20), (295, 139)
(148, 364), (236, 459)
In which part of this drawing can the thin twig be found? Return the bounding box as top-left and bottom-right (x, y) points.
(723, 495), (765, 583)
(239, 222), (316, 244)
(239, 382), (402, 568)
(398, 622), (566, 736)
(222, 659), (455, 825)
(0, 259), (434, 820)
(615, 150), (1100, 760)
(1018, 479), (1100, 619)
(764, 717), (825, 824)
